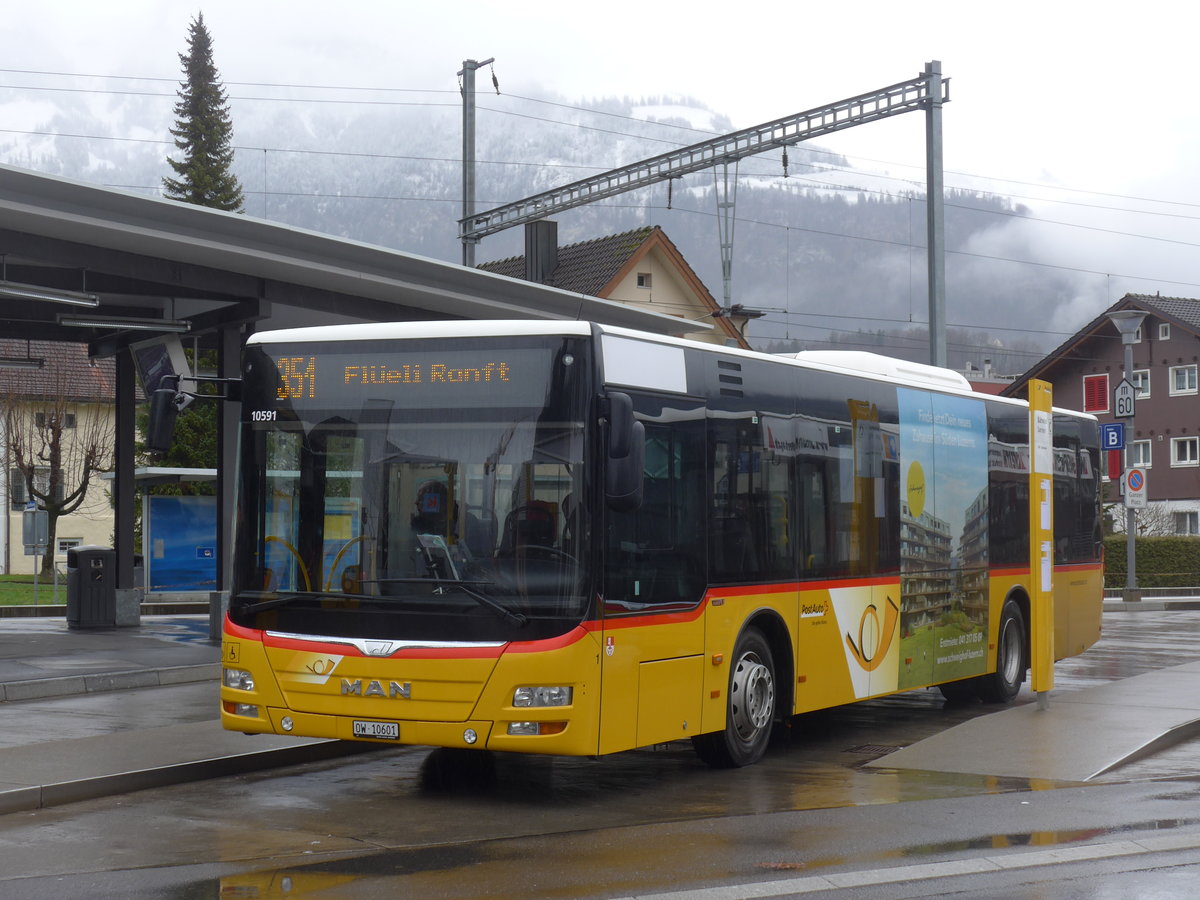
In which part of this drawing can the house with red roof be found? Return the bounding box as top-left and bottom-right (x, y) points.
(478, 223), (753, 350)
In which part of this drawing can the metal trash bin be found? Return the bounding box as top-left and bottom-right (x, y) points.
(67, 545), (117, 629)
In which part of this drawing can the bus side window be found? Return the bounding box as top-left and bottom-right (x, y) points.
(708, 421), (793, 584)
(604, 418), (705, 606)
(797, 462), (828, 576)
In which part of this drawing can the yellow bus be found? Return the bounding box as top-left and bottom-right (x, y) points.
(220, 321), (1102, 767)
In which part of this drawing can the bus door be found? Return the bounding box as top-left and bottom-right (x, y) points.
(598, 395), (707, 754)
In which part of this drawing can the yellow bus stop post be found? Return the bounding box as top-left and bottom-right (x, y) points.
(1028, 379), (1054, 708)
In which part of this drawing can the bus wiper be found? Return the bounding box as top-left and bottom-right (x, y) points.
(383, 577), (528, 626)
(239, 592), (315, 614)
(239, 591), (366, 615)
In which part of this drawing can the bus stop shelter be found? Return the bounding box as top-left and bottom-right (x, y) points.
(0, 163), (699, 601)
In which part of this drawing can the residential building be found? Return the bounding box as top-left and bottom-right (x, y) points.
(962, 359), (1016, 395)
(900, 503), (953, 632)
(479, 223), (753, 349)
(1005, 293), (1200, 535)
(0, 340), (116, 574)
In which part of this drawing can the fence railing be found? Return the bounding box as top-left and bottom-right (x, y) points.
(1103, 585), (1200, 599)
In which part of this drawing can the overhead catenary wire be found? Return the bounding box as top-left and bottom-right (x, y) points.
(6, 67), (1200, 213)
(4, 69), (1198, 230)
(4, 67), (1199, 301)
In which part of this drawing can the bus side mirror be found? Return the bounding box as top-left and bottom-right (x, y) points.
(605, 393), (644, 512)
(607, 392), (634, 458)
(146, 387), (181, 455)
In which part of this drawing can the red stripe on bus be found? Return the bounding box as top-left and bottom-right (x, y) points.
(991, 562), (1102, 578)
(711, 576), (898, 597)
(582, 577), (887, 632)
(505, 626), (591, 654)
(224, 618), (262, 640)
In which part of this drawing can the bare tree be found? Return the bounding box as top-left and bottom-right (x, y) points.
(1105, 501), (1179, 537)
(1, 346), (115, 577)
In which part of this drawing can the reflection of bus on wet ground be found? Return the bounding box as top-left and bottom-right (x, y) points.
(219, 321), (1102, 768)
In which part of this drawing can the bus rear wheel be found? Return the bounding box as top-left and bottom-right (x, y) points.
(693, 628), (776, 768)
(975, 599), (1027, 703)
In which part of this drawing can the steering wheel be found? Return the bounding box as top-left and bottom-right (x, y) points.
(512, 544), (577, 565)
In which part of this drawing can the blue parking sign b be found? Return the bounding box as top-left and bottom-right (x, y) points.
(1101, 423), (1125, 450)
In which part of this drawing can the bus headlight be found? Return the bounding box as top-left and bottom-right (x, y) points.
(513, 686), (572, 707)
(223, 667), (255, 691)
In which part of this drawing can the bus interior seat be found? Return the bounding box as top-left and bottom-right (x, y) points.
(499, 501), (557, 554)
(711, 512), (756, 577)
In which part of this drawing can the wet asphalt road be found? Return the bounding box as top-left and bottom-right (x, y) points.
(0, 609), (1198, 898)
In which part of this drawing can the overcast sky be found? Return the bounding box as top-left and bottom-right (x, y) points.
(5, 1), (1200, 313)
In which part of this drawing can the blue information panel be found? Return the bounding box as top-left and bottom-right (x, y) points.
(146, 495), (217, 592)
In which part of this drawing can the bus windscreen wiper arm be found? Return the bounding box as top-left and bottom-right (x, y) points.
(239, 590), (375, 615)
(384, 577), (528, 626)
(240, 592), (315, 615)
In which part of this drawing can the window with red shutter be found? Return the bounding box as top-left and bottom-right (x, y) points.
(1082, 374), (1109, 412)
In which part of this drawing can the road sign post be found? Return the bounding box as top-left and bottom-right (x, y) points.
(1107, 308), (1147, 604)
(22, 507), (49, 607)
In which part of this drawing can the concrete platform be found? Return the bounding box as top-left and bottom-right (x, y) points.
(0, 616), (383, 815)
(0, 720), (381, 814)
(870, 661), (1200, 781)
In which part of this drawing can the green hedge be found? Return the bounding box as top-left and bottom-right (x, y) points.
(1103, 535), (1200, 588)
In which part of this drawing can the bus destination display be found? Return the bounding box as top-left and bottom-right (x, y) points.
(265, 346), (556, 409)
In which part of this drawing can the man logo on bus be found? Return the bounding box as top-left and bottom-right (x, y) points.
(845, 595), (900, 673)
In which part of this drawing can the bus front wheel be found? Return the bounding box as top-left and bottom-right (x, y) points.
(693, 627), (776, 768)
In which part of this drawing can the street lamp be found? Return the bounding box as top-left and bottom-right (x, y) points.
(1107, 308), (1147, 602)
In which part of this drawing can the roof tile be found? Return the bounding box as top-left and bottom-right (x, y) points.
(479, 226), (657, 296)
(0, 340), (115, 401)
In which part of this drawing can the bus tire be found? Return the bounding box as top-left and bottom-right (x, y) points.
(975, 599), (1026, 703)
(692, 627), (776, 768)
(937, 679), (977, 703)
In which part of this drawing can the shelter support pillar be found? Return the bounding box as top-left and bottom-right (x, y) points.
(115, 349), (136, 590)
(211, 324), (241, 638)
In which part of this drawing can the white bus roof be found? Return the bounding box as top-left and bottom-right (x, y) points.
(247, 320), (594, 345)
(246, 319), (1087, 416)
(781, 350), (972, 391)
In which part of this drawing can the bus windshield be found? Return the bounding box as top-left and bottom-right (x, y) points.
(230, 336), (592, 643)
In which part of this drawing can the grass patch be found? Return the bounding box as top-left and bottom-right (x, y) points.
(0, 574), (68, 606)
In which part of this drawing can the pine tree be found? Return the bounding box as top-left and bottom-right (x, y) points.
(162, 13), (244, 210)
